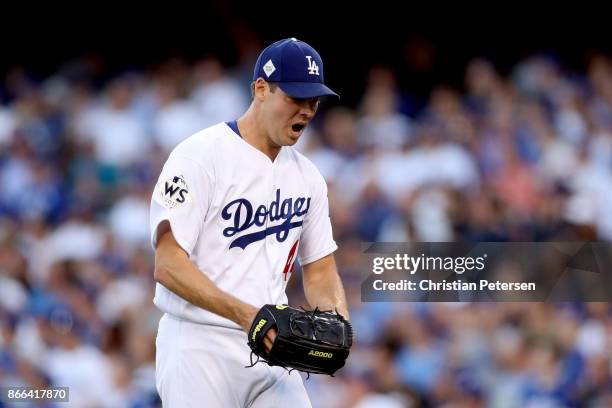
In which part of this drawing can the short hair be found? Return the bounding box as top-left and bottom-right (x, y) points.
(250, 80), (278, 100)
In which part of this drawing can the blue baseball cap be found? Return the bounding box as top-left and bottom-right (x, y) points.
(253, 38), (339, 99)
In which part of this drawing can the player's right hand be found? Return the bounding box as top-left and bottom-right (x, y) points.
(242, 306), (276, 353)
(262, 327), (277, 353)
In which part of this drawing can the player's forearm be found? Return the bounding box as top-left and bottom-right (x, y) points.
(154, 231), (258, 331)
(302, 254), (350, 319)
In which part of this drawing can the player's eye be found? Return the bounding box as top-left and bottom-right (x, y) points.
(290, 97), (319, 111)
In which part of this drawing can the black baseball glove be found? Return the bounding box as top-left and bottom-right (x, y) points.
(247, 304), (353, 376)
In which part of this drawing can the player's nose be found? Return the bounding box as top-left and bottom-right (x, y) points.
(297, 98), (319, 118)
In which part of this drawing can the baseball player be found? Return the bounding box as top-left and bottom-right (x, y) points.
(150, 38), (349, 407)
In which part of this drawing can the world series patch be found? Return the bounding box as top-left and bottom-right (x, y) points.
(156, 175), (192, 209)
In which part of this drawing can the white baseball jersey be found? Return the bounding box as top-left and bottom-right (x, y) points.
(150, 122), (337, 329)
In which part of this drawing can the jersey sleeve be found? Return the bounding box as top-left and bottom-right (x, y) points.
(297, 172), (338, 265)
(150, 154), (213, 257)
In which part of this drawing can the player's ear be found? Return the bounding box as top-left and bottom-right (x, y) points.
(253, 78), (268, 101)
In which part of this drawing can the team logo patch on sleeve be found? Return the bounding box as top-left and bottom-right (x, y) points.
(156, 175), (192, 209)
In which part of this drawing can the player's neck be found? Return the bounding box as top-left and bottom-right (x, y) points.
(236, 111), (281, 162)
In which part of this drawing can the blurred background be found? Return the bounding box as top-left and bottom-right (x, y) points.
(0, 6), (611, 408)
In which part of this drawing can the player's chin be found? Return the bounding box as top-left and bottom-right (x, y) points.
(286, 128), (304, 144)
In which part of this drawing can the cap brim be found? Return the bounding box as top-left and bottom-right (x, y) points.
(278, 82), (339, 99)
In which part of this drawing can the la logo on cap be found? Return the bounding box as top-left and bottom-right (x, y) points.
(306, 56), (319, 75)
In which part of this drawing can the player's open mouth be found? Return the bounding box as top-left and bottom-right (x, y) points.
(291, 123), (306, 132)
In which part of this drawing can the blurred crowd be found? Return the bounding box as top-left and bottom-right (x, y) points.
(0, 43), (611, 407)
